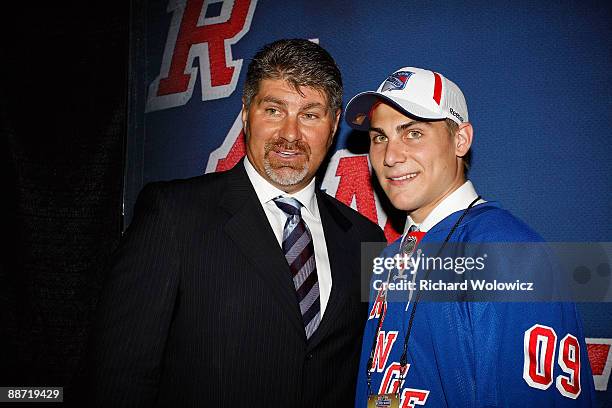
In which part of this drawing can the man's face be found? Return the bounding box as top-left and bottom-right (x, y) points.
(242, 79), (340, 193)
(369, 102), (468, 222)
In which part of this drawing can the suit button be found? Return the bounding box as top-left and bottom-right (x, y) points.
(306, 353), (313, 360)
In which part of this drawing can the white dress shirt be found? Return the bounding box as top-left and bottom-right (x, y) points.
(243, 157), (332, 316)
(403, 180), (486, 234)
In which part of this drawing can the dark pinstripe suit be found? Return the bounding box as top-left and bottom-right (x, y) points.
(88, 161), (385, 407)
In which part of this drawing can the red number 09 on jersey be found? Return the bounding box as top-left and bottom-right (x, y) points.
(523, 324), (581, 399)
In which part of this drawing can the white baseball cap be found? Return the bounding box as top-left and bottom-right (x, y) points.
(345, 67), (468, 131)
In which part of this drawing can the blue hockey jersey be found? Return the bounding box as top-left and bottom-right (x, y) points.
(355, 202), (596, 407)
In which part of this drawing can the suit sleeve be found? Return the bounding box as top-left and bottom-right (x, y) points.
(87, 183), (181, 407)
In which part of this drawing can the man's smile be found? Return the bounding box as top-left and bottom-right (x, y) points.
(387, 171), (420, 185)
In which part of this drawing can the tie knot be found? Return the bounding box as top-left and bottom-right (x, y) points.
(408, 224), (419, 233)
(273, 196), (302, 217)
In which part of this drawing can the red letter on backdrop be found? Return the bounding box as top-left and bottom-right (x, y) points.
(158, 0), (252, 95)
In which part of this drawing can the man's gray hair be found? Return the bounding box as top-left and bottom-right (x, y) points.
(243, 39), (343, 114)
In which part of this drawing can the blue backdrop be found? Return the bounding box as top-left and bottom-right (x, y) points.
(127, 0), (612, 404)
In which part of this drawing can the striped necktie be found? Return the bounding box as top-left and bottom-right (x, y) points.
(273, 196), (321, 339)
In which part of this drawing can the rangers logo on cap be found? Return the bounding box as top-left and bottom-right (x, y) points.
(345, 66), (469, 131)
(381, 70), (414, 92)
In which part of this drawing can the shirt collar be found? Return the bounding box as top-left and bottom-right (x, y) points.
(243, 157), (319, 219)
(404, 180), (481, 233)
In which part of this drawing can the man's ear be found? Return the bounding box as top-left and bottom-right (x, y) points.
(455, 122), (473, 158)
(332, 108), (342, 136)
(241, 100), (249, 135)
(326, 108), (342, 148)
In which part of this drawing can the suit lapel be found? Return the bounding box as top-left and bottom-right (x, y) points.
(307, 190), (353, 350)
(220, 162), (305, 337)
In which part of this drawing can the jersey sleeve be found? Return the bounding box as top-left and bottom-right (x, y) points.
(468, 301), (596, 406)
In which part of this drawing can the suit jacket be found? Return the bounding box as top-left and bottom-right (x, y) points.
(88, 161), (385, 407)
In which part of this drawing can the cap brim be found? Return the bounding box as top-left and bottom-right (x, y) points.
(345, 91), (445, 131)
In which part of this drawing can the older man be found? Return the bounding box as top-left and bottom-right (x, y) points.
(88, 39), (384, 407)
(345, 67), (596, 407)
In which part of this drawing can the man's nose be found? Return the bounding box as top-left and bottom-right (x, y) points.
(384, 137), (407, 167)
(280, 114), (301, 142)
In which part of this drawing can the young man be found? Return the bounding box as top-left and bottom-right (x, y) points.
(88, 39), (384, 407)
(345, 67), (596, 406)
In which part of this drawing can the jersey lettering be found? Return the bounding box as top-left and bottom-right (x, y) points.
(523, 324), (557, 389)
(378, 363), (429, 407)
(372, 331), (398, 373)
(369, 290), (385, 320)
(378, 362), (407, 394)
(556, 334), (581, 398)
(400, 388), (430, 408)
(524, 325), (585, 399)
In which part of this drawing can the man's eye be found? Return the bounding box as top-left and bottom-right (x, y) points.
(303, 113), (319, 120)
(265, 108), (280, 115)
(371, 134), (388, 144)
(405, 130), (422, 139)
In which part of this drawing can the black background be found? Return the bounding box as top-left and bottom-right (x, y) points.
(1, 3), (129, 404)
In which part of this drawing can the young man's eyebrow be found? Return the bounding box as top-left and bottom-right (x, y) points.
(368, 127), (387, 136)
(396, 120), (431, 133)
(369, 121), (431, 136)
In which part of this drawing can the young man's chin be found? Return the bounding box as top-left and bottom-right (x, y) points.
(388, 195), (419, 213)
